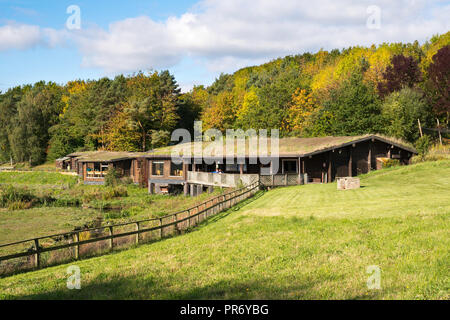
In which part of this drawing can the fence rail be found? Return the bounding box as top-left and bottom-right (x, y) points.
(260, 173), (306, 186)
(0, 182), (260, 275)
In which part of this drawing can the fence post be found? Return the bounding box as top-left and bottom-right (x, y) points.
(74, 232), (79, 260)
(135, 222), (140, 244)
(187, 209), (191, 228)
(196, 206), (199, 225)
(176, 214), (180, 234)
(159, 218), (163, 238)
(34, 238), (40, 268)
(108, 226), (114, 251)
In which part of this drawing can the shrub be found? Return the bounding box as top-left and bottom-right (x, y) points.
(7, 200), (33, 210)
(415, 135), (431, 157)
(120, 177), (134, 185)
(104, 209), (131, 219)
(411, 143), (450, 163)
(383, 159), (400, 168)
(105, 168), (120, 187)
(0, 185), (36, 208)
(82, 186), (128, 204)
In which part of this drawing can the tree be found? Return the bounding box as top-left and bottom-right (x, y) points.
(202, 91), (235, 131)
(10, 90), (48, 164)
(377, 54), (422, 97)
(284, 89), (318, 135)
(323, 72), (384, 135)
(125, 71), (179, 151)
(176, 86), (205, 135)
(425, 45), (449, 125)
(100, 109), (140, 151)
(235, 87), (261, 130)
(382, 87), (432, 143)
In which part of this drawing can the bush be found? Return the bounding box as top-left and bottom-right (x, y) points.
(415, 135), (431, 157)
(120, 177), (134, 185)
(105, 168), (120, 187)
(0, 185), (36, 208)
(411, 143), (450, 163)
(82, 186), (128, 204)
(383, 159), (400, 168)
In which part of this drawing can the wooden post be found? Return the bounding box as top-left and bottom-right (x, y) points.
(298, 157), (302, 184)
(348, 147), (353, 177)
(159, 218), (163, 238)
(135, 222), (140, 244)
(328, 152), (332, 183)
(34, 238), (40, 268)
(174, 214), (178, 235)
(108, 226), (113, 250)
(437, 118), (442, 146)
(418, 119), (423, 137)
(187, 209), (191, 228)
(148, 183), (154, 194)
(74, 232), (79, 260)
(368, 142), (372, 172)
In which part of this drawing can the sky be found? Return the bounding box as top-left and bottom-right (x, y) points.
(0, 0), (449, 92)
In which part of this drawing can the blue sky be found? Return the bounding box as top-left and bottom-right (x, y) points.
(0, 0), (449, 92)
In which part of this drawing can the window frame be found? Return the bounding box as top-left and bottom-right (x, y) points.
(151, 161), (165, 176)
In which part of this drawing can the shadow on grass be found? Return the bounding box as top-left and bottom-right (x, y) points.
(188, 190), (266, 232)
(12, 273), (321, 300)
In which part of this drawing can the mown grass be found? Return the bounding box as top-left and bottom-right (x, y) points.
(0, 160), (448, 299)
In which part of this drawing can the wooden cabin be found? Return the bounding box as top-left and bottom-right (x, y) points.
(59, 135), (416, 193)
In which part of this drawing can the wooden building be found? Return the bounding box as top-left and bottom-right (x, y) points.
(59, 135), (416, 193)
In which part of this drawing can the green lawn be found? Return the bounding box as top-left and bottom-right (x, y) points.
(0, 160), (449, 299)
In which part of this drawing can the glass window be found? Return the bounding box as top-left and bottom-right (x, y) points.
(170, 162), (183, 176)
(283, 160), (297, 173)
(225, 163), (246, 172)
(152, 161), (164, 176)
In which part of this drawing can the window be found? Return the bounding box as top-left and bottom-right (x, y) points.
(170, 162), (183, 176)
(283, 160), (297, 174)
(225, 163), (247, 172)
(86, 162), (109, 178)
(152, 161), (164, 176)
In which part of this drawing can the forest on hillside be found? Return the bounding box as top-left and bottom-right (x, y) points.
(0, 32), (448, 165)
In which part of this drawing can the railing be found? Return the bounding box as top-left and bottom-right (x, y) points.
(0, 182), (260, 276)
(260, 173), (304, 186)
(187, 171), (259, 188)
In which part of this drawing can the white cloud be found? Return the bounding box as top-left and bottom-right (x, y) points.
(71, 0), (449, 74)
(0, 23), (41, 51)
(0, 22), (69, 51)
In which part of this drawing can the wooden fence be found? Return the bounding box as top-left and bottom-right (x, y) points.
(0, 182), (260, 276)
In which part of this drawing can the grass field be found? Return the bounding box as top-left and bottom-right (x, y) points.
(0, 172), (223, 247)
(0, 160), (449, 299)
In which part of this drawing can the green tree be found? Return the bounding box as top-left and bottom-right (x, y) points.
(323, 72), (383, 135)
(381, 87), (432, 142)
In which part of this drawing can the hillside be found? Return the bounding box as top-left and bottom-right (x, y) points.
(0, 160), (449, 299)
(1, 33), (448, 166)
